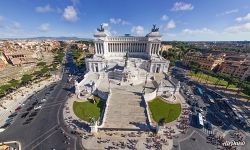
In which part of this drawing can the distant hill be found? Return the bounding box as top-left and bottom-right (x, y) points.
(0, 37), (93, 41)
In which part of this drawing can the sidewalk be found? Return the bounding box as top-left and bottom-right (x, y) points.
(0, 76), (60, 127)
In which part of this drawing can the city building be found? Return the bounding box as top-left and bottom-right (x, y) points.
(85, 25), (169, 74)
(75, 25), (178, 100)
(161, 44), (173, 52)
(3, 50), (37, 66)
(183, 51), (225, 70)
(219, 55), (250, 80)
(0, 59), (5, 71)
(74, 25), (180, 132)
(183, 51), (250, 80)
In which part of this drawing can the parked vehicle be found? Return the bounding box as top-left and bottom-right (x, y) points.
(1, 122), (11, 128)
(8, 112), (17, 118)
(5, 118), (14, 123)
(21, 112), (29, 118)
(34, 105), (42, 110)
(41, 99), (47, 103)
(15, 106), (22, 111)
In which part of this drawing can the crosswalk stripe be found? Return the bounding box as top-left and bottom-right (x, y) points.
(203, 128), (213, 135)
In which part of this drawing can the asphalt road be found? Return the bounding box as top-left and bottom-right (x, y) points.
(0, 49), (83, 150)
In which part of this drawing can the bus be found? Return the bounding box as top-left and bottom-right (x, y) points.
(197, 113), (204, 128)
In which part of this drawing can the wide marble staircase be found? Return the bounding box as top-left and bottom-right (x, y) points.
(100, 85), (150, 131)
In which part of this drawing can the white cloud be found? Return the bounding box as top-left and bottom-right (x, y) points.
(165, 20), (176, 30)
(102, 23), (109, 27)
(131, 26), (144, 35)
(217, 9), (238, 16)
(39, 23), (50, 32)
(236, 13), (250, 22)
(111, 30), (117, 35)
(109, 18), (130, 25)
(63, 6), (78, 22)
(161, 15), (169, 21)
(12, 22), (21, 30)
(35, 4), (54, 13)
(171, 2), (194, 11)
(182, 28), (215, 35)
(225, 22), (250, 33)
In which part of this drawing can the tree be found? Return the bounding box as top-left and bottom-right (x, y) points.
(8, 79), (20, 89)
(37, 62), (46, 66)
(158, 118), (165, 126)
(0, 84), (11, 95)
(214, 74), (223, 88)
(21, 74), (32, 85)
(245, 76), (250, 82)
(40, 65), (49, 75)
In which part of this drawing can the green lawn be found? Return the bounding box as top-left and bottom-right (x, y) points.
(73, 96), (103, 122)
(189, 72), (237, 88)
(148, 97), (181, 124)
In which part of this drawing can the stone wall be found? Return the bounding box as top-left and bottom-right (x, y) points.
(144, 89), (157, 102)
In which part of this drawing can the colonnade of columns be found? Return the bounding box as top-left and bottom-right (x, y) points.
(94, 42), (161, 56)
(95, 43), (104, 54)
(150, 43), (160, 55)
(107, 42), (147, 53)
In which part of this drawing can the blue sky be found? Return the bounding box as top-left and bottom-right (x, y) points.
(0, 0), (250, 41)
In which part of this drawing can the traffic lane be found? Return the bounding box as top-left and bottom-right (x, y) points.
(33, 128), (75, 150)
(0, 82), (59, 134)
(12, 85), (70, 148)
(0, 81), (69, 141)
(0, 103), (61, 145)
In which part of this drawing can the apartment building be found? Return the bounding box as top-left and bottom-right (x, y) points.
(183, 51), (225, 70)
(219, 55), (250, 80)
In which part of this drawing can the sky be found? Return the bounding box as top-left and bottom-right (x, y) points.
(0, 0), (250, 41)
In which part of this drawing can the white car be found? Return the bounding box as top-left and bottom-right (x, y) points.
(34, 105), (42, 110)
(41, 99), (47, 103)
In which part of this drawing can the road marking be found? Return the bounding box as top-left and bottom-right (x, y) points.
(59, 127), (77, 150)
(41, 103), (63, 109)
(23, 124), (59, 149)
(30, 128), (58, 150)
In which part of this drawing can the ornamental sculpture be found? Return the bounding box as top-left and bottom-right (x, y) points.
(97, 24), (105, 32)
(151, 24), (159, 32)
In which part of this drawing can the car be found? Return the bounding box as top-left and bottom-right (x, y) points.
(26, 106), (33, 111)
(197, 109), (203, 113)
(1, 122), (11, 128)
(26, 117), (33, 122)
(41, 99), (47, 103)
(29, 112), (38, 117)
(22, 121), (31, 125)
(5, 118), (14, 123)
(32, 101), (38, 106)
(34, 105), (42, 110)
(15, 106), (22, 111)
(8, 112), (17, 118)
(21, 112), (29, 118)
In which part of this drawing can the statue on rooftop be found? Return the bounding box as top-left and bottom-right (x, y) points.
(97, 24), (105, 32)
(151, 24), (159, 32)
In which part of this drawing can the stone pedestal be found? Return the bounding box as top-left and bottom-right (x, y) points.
(90, 122), (98, 133)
